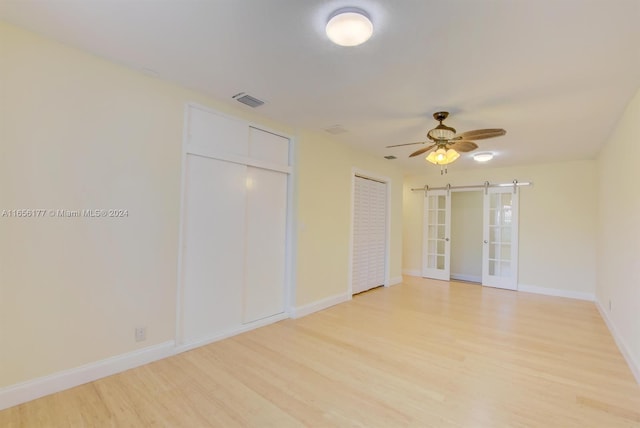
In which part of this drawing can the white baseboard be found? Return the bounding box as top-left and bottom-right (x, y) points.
(175, 312), (289, 354)
(387, 276), (403, 286)
(518, 284), (595, 301)
(402, 269), (422, 277)
(0, 310), (292, 411)
(451, 273), (482, 283)
(290, 292), (351, 319)
(0, 340), (175, 411)
(595, 301), (640, 385)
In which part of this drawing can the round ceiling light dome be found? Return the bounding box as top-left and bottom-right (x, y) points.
(473, 152), (494, 162)
(326, 8), (373, 47)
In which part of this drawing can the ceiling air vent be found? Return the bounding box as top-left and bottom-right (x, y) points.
(232, 92), (264, 108)
(384, 155), (397, 160)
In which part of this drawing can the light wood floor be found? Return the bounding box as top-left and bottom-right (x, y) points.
(2, 276), (640, 427)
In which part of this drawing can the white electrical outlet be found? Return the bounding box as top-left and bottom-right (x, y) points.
(135, 327), (146, 342)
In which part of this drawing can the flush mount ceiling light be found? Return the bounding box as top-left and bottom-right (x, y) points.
(473, 152), (494, 162)
(326, 7), (373, 46)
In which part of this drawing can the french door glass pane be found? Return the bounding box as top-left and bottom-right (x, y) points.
(487, 192), (514, 279)
(425, 193), (447, 273)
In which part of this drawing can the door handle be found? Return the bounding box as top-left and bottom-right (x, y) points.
(483, 240), (488, 244)
(445, 238), (449, 242)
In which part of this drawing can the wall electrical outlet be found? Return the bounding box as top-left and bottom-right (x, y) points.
(135, 327), (146, 342)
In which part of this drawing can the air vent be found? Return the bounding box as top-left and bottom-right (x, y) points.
(384, 155), (397, 160)
(232, 92), (264, 108)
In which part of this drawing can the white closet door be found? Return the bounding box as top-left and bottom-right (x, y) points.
(243, 128), (288, 322)
(179, 106), (290, 347)
(367, 179), (387, 288)
(243, 167), (287, 322)
(352, 176), (387, 294)
(188, 106), (248, 156)
(352, 177), (369, 294)
(181, 154), (246, 343)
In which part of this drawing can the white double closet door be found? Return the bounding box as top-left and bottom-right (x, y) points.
(352, 175), (387, 294)
(179, 105), (290, 346)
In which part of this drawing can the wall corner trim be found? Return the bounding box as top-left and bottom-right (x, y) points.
(0, 341), (176, 411)
(291, 292), (351, 319)
(595, 301), (640, 385)
(388, 276), (403, 286)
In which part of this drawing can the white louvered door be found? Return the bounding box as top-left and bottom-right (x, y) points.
(352, 175), (387, 294)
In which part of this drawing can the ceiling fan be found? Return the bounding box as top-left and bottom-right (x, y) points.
(387, 112), (506, 174)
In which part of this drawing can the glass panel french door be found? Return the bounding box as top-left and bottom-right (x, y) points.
(422, 189), (451, 281)
(482, 187), (519, 290)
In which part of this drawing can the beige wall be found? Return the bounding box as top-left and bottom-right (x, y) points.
(404, 160), (598, 294)
(450, 191), (483, 280)
(0, 22), (403, 388)
(596, 86), (640, 378)
(294, 131), (404, 305)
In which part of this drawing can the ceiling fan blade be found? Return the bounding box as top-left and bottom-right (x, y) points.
(409, 144), (436, 157)
(386, 141), (427, 148)
(449, 141), (478, 152)
(457, 128), (506, 140)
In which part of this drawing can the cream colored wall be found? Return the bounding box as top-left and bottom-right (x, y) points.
(0, 22), (403, 388)
(404, 160), (597, 294)
(596, 87), (640, 379)
(450, 191), (483, 280)
(293, 131), (404, 305)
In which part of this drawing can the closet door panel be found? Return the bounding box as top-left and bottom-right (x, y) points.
(181, 154), (246, 343)
(368, 179), (387, 287)
(352, 176), (387, 294)
(188, 107), (249, 156)
(243, 166), (287, 323)
(248, 127), (289, 165)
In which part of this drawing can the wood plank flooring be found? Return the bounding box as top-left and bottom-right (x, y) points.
(2, 276), (640, 427)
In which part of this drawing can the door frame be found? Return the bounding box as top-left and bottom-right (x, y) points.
(349, 168), (391, 296)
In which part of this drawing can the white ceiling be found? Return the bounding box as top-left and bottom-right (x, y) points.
(2, 0), (639, 172)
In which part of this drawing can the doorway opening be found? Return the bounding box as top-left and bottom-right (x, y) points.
(450, 190), (483, 284)
(422, 185), (520, 290)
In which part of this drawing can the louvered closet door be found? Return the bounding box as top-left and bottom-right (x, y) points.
(352, 176), (387, 294)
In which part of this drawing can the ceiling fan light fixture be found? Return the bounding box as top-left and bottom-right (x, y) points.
(426, 148), (459, 165)
(473, 152), (494, 162)
(326, 8), (373, 47)
(428, 124), (456, 141)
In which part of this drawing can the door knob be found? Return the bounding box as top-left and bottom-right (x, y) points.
(445, 238), (449, 242)
(484, 240), (488, 244)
